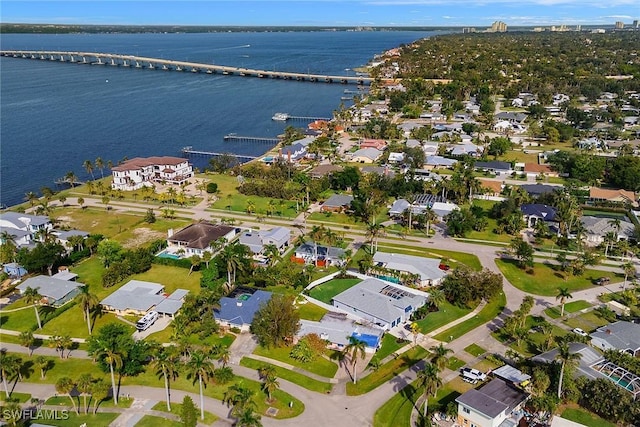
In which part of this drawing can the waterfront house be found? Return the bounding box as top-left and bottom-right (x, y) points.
(111, 156), (194, 191)
(279, 143), (307, 162)
(0, 212), (52, 247)
(321, 194), (354, 213)
(239, 226), (290, 255)
(456, 378), (529, 427)
(372, 251), (446, 287)
(331, 278), (428, 330)
(214, 289), (272, 332)
(166, 222), (238, 257)
(17, 276), (84, 307)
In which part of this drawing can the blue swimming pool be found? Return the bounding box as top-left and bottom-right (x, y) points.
(352, 332), (381, 348)
(157, 251), (181, 260)
(376, 275), (400, 284)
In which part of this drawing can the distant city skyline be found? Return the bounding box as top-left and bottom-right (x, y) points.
(2, 1), (638, 27)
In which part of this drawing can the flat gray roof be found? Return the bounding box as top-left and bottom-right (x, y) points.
(373, 251), (445, 282)
(17, 276), (83, 301)
(100, 280), (165, 312)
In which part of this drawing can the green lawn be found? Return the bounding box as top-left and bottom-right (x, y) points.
(464, 344), (486, 357)
(433, 292), (506, 341)
(116, 217), (191, 248)
(135, 415), (181, 427)
(31, 412), (120, 427)
(51, 207), (143, 240)
(41, 310), (133, 340)
(492, 315), (567, 357)
(129, 264), (203, 295)
(211, 194), (300, 218)
(374, 243), (482, 271)
(495, 259), (609, 296)
(564, 311), (610, 332)
(561, 407), (617, 427)
(544, 300), (592, 319)
(253, 345), (338, 378)
(447, 356), (465, 371)
(240, 357), (333, 394)
(308, 278), (361, 304)
(296, 302), (328, 321)
(368, 334), (409, 367)
(151, 401), (218, 425)
(347, 346), (429, 396)
(0, 392), (31, 403)
(45, 395), (133, 409)
(415, 301), (472, 335)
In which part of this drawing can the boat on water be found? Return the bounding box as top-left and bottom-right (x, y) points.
(272, 112), (289, 121)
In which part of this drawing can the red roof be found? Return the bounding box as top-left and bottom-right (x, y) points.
(112, 156), (186, 172)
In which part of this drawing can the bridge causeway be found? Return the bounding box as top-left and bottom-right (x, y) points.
(0, 50), (374, 85)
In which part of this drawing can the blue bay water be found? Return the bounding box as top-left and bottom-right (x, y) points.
(0, 31), (438, 207)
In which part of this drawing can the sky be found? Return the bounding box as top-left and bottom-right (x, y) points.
(1, 0), (638, 27)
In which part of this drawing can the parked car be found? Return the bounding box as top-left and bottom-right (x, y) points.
(460, 367), (486, 382)
(572, 327), (588, 337)
(595, 277), (610, 286)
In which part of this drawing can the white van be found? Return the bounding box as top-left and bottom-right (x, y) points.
(136, 311), (159, 331)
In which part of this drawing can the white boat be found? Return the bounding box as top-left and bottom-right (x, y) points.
(272, 112), (289, 121)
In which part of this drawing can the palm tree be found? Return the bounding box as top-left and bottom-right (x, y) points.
(555, 341), (582, 399)
(25, 191), (38, 207)
(235, 407), (263, 427)
(556, 287), (573, 317)
(416, 363), (442, 422)
(77, 286), (99, 335)
(56, 377), (79, 414)
(263, 244), (281, 267)
(261, 372), (280, 402)
(23, 286), (43, 329)
(410, 322), (420, 346)
(430, 343), (453, 371)
(83, 160), (95, 181)
(96, 347), (123, 405)
(202, 251), (213, 269)
(0, 231), (18, 264)
(428, 288), (446, 310)
(0, 350), (22, 398)
(188, 255), (202, 276)
(216, 346), (231, 368)
(152, 347), (180, 412)
(77, 373), (94, 414)
(77, 196), (85, 209)
(257, 365), (276, 381)
(344, 336), (366, 384)
(35, 355), (50, 379)
(186, 350), (214, 420)
(90, 380), (110, 414)
(65, 171), (78, 187)
(223, 384), (256, 418)
(246, 200), (256, 215)
(622, 261), (636, 290)
(365, 222), (384, 253)
(95, 157), (105, 179)
(19, 331), (35, 356)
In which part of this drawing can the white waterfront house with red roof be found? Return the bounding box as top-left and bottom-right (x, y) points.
(111, 156), (194, 191)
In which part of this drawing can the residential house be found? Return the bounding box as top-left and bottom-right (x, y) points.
(372, 251), (446, 286)
(521, 184), (559, 198)
(475, 161), (513, 176)
(111, 156), (193, 191)
(491, 365), (531, 388)
(523, 163), (557, 178)
(154, 289), (190, 318)
(388, 199), (411, 218)
(100, 280), (161, 315)
(0, 212), (52, 246)
(239, 227), (290, 255)
(293, 241), (345, 267)
(456, 378), (529, 427)
(360, 139), (387, 150)
(17, 276), (84, 307)
(361, 166), (396, 178)
(309, 164), (343, 179)
(495, 112), (528, 123)
(580, 216), (635, 246)
(421, 141), (440, 157)
(424, 155), (458, 170)
(321, 194), (354, 213)
(387, 152), (405, 164)
(331, 278), (428, 329)
(449, 143), (482, 157)
(431, 202), (460, 219)
(520, 204), (557, 228)
(53, 230), (89, 252)
(493, 120), (515, 133)
(409, 169), (442, 183)
(166, 222), (238, 257)
(351, 148), (383, 163)
(577, 137), (608, 151)
(214, 289), (272, 332)
(478, 179), (503, 197)
(279, 143), (307, 162)
(3, 263), (27, 278)
(297, 313), (384, 353)
(589, 187), (638, 207)
(590, 321), (640, 356)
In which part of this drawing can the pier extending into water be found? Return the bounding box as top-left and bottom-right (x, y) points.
(0, 50), (374, 85)
(223, 134), (280, 144)
(181, 147), (257, 163)
(272, 113), (332, 122)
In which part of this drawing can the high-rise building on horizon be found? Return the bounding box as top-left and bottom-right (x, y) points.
(488, 21), (507, 33)
(633, 20), (639, 29)
(615, 21), (624, 29)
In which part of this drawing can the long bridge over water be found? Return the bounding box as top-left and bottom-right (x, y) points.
(0, 50), (374, 85)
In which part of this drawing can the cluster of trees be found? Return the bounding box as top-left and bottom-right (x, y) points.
(440, 267), (503, 308)
(251, 295), (300, 348)
(445, 205), (487, 237)
(97, 239), (154, 287)
(548, 151), (640, 191)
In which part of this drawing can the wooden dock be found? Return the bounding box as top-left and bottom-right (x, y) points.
(181, 147), (257, 163)
(223, 134), (280, 144)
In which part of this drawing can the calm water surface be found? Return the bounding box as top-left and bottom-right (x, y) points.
(1, 31), (440, 206)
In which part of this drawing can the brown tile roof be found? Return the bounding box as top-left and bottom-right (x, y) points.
(479, 179), (503, 194)
(523, 163), (552, 173)
(589, 187), (637, 203)
(112, 156), (186, 172)
(168, 222), (236, 249)
(310, 164), (343, 177)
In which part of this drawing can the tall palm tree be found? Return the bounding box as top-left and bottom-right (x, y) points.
(35, 355), (50, 379)
(65, 171), (78, 187)
(261, 372), (280, 402)
(0, 231), (18, 264)
(95, 157), (105, 179)
(19, 331), (35, 356)
(186, 350), (214, 420)
(23, 286), (43, 329)
(556, 287), (573, 317)
(428, 289), (446, 310)
(223, 384), (256, 418)
(77, 373), (94, 414)
(263, 244), (281, 267)
(430, 343), (453, 371)
(188, 255), (202, 276)
(97, 347), (123, 405)
(55, 377), (79, 414)
(416, 363), (442, 422)
(216, 346), (231, 368)
(76, 286), (99, 335)
(344, 336), (366, 384)
(90, 380), (110, 414)
(365, 222), (384, 253)
(152, 347), (180, 412)
(0, 350), (22, 398)
(24, 191), (38, 207)
(555, 341), (581, 399)
(235, 407), (263, 427)
(83, 160), (95, 181)
(622, 261), (636, 290)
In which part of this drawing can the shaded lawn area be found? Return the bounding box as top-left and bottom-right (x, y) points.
(308, 278), (361, 305)
(28, 412), (120, 427)
(492, 315), (567, 357)
(564, 311), (610, 332)
(51, 207), (142, 240)
(45, 395), (133, 409)
(253, 345), (338, 378)
(0, 392), (31, 403)
(151, 401), (218, 424)
(561, 406), (617, 427)
(368, 334), (409, 367)
(240, 357), (333, 394)
(374, 243), (482, 271)
(15, 352), (108, 385)
(135, 415), (181, 427)
(415, 301), (471, 335)
(296, 302), (328, 321)
(545, 300), (592, 319)
(433, 292), (506, 342)
(347, 346), (429, 396)
(464, 344), (486, 357)
(495, 259), (608, 296)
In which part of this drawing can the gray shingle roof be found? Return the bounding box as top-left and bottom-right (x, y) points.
(17, 276), (83, 302)
(581, 216), (635, 239)
(323, 194), (354, 209)
(298, 318), (383, 348)
(532, 343), (605, 380)
(100, 280), (165, 312)
(591, 321), (640, 352)
(168, 222), (236, 250)
(373, 252), (445, 282)
(214, 290), (272, 327)
(0, 212), (50, 228)
(456, 378), (528, 418)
